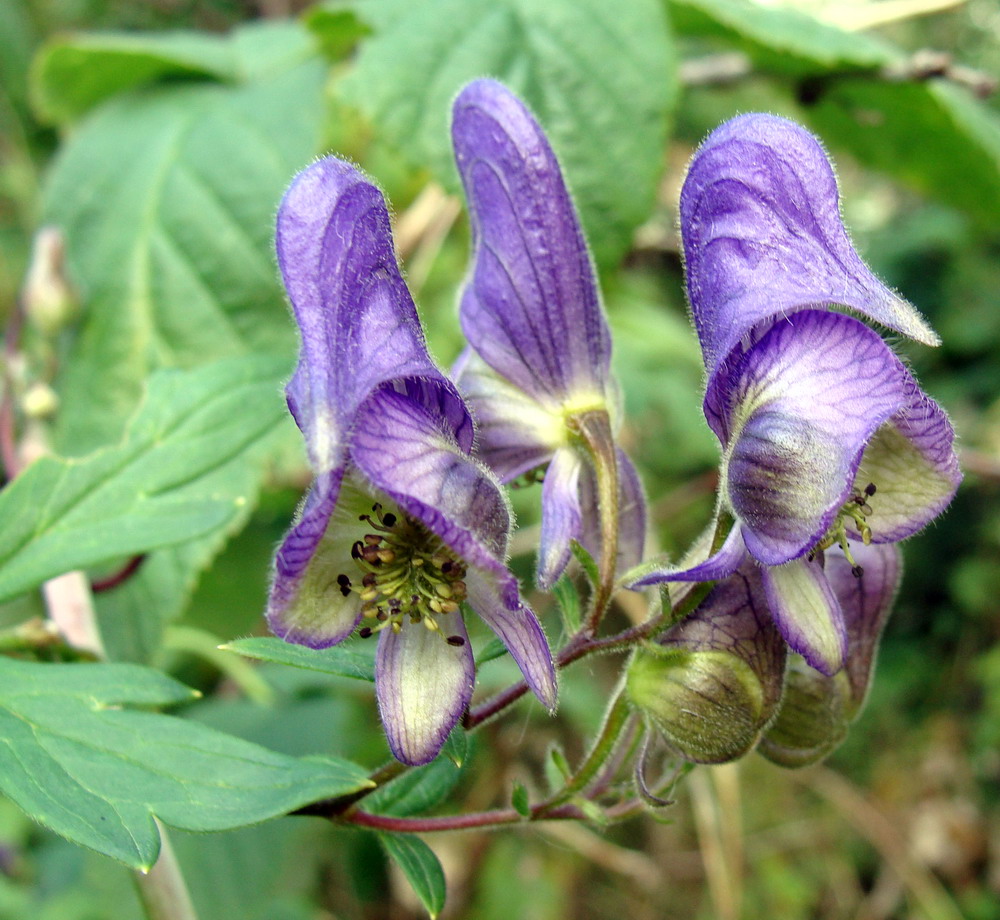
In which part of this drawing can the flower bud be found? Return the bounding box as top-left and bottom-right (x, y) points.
(758, 658), (851, 767)
(627, 646), (769, 763)
(627, 571), (786, 764)
(23, 228), (78, 336)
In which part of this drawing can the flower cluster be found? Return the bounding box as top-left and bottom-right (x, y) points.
(267, 89), (959, 771)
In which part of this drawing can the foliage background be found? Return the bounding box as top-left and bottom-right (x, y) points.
(1, 0), (999, 917)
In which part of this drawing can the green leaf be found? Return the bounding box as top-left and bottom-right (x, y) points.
(378, 833), (446, 919)
(511, 780), (530, 818)
(0, 657), (372, 869)
(333, 0), (676, 268)
(669, 0), (894, 74)
(440, 726), (468, 768)
(222, 636), (376, 682)
(552, 574), (581, 633)
(0, 355), (288, 604)
(807, 80), (1000, 232)
(474, 636), (509, 666)
(31, 30), (236, 124)
(368, 756), (463, 817)
(570, 540), (600, 590)
(303, 5), (373, 60)
(42, 21), (324, 455)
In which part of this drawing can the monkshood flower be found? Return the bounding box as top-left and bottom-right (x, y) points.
(451, 79), (646, 590)
(267, 157), (556, 765)
(627, 542), (899, 765)
(628, 114), (960, 676)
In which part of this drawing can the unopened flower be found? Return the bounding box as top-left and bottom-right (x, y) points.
(267, 158), (556, 765)
(451, 79), (646, 589)
(628, 114), (960, 676)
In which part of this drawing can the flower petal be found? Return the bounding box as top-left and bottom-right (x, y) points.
(825, 543), (902, 712)
(762, 557), (846, 676)
(852, 382), (962, 543)
(452, 79), (610, 407)
(625, 517), (746, 588)
(537, 447), (584, 590)
(351, 387), (513, 579)
(375, 612), (475, 765)
(267, 472), (372, 648)
(452, 348), (562, 481)
(713, 310), (907, 564)
(465, 571), (557, 711)
(277, 157), (469, 472)
(681, 113), (939, 377)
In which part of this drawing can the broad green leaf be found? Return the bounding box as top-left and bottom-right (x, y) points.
(42, 20), (324, 455)
(332, 0), (676, 269)
(0, 658), (372, 869)
(378, 833), (446, 919)
(222, 636), (376, 682)
(809, 80), (1000, 232)
(668, 0), (894, 74)
(0, 356), (288, 604)
(368, 756), (463, 817)
(31, 31), (236, 124)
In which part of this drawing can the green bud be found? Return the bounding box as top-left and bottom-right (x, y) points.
(758, 657), (852, 768)
(627, 647), (768, 764)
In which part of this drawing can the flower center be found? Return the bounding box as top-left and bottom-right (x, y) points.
(335, 503), (468, 646)
(808, 482), (877, 577)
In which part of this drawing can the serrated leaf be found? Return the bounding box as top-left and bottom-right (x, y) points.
(511, 780), (530, 818)
(669, 0), (894, 74)
(0, 657), (372, 869)
(42, 21), (324, 455)
(378, 833), (446, 919)
(368, 756), (463, 818)
(0, 355), (287, 604)
(222, 636), (375, 682)
(333, 0), (676, 269)
(31, 30), (236, 124)
(552, 574), (581, 633)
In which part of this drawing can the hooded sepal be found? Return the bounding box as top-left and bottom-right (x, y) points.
(681, 113), (938, 379)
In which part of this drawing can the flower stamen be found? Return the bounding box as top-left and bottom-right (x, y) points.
(810, 483), (878, 577)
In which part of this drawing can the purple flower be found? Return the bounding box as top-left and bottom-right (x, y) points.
(628, 114), (960, 676)
(267, 157), (556, 765)
(450, 79), (646, 589)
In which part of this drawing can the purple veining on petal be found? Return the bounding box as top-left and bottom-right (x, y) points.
(453, 79), (611, 406)
(762, 558), (847, 676)
(681, 113), (938, 380)
(376, 611), (475, 765)
(713, 310), (907, 564)
(277, 157), (469, 470)
(465, 571), (557, 711)
(350, 387), (514, 580)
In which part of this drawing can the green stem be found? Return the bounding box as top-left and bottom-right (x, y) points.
(535, 686), (631, 815)
(134, 822), (198, 920)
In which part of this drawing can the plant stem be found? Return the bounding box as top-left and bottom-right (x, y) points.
(134, 821), (199, 920)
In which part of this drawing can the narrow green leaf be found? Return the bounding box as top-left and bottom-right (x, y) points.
(378, 834), (446, 919)
(334, 0), (676, 268)
(570, 540), (600, 590)
(31, 30), (236, 124)
(0, 355), (288, 604)
(549, 745), (572, 781)
(552, 574), (581, 633)
(0, 658), (373, 869)
(222, 636), (376, 682)
(440, 726), (468, 768)
(367, 756), (463, 818)
(474, 636), (509, 666)
(511, 780), (530, 818)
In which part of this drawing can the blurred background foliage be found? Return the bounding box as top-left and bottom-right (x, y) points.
(1, 0), (1000, 917)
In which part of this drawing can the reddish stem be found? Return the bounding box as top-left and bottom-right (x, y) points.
(91, 555), (148, 593)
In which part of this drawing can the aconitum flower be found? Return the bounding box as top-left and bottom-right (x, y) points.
(451, 79), (646, 589)
(628, 114), (960, 676)
(267, 158), (556, 765)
